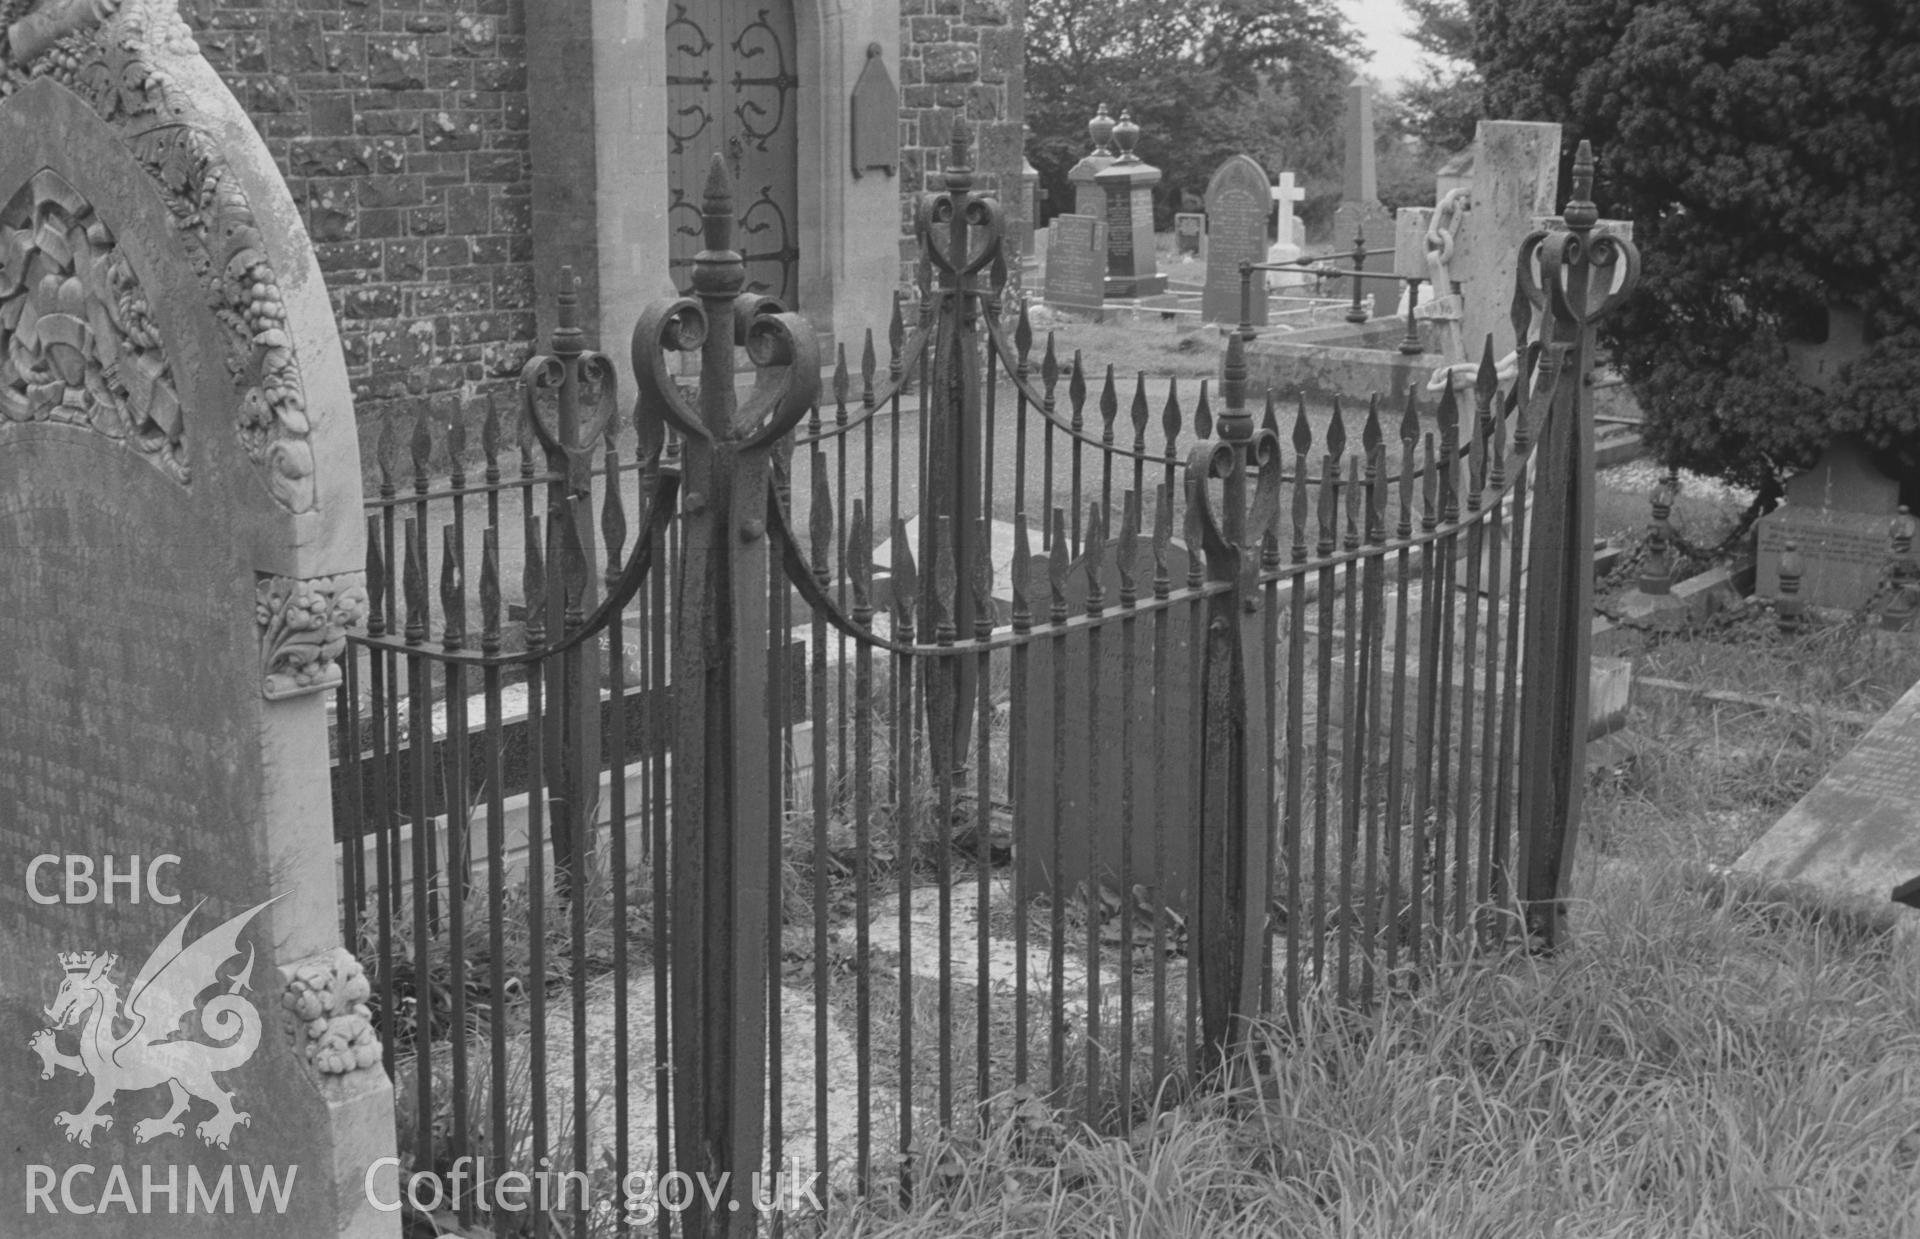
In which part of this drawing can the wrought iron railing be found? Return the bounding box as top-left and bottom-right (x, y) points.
(331, 120), (1638, 1238)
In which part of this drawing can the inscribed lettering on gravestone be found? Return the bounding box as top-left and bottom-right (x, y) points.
(0, 4), (389, 1234)
(1203, 155), (1270, 326)
(1044, 214), (1108, 311)
(1755, 437), (1900, 610)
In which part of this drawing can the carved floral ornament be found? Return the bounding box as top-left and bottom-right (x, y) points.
(256, 572), (369, 700)
(0, 0), (321, 513)
(0, 167), (189, 478)
(281, 948), (382, 1077)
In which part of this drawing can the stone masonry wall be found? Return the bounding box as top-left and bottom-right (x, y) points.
(181, 0), (536, 459)
(897, 0), (1026, 282)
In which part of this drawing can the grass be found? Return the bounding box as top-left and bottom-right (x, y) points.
(825, 863), (1920, 1238)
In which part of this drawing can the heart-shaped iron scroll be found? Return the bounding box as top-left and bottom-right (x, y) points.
(918, 193), (1005, 281)
(631, 296), (712, 447)
(914, 119), (1005, 281)
(522, 349), (619, 493)
(1512, 141), (1642, 334)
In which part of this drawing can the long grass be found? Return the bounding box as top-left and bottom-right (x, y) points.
(825, 863), (1920, 1238)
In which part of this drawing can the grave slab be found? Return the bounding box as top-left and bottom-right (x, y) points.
(1734, 678), (1920, 919)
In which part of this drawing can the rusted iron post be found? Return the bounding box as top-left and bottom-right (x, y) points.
(1400, 277), (1424, 354)
(1514, 141), (1640, 948)
(1885, 507), (1917, 631)
(631, 156), (820, 1236)
(1638, 474), (1675, 595)
(1344, 224), (1369, 324)
(1776, 541), (1805, 632)
(1237, 260), (1255, 342)
(521, 267), (610, 892)
(1189, 329), (1276, 1067)
(916, 120), (1002, 778)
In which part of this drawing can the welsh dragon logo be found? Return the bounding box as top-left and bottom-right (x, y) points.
(28, 897), (278, 1150)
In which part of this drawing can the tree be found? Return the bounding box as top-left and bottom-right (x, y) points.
(1397, 0), (1481, 153)
(1025, 0), (1362, 230)
(1474, 0), (1920, 502)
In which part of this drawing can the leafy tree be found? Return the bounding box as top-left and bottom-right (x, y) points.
(1397, 0), (1481, 153)
(1025, 0), (1362, 231)
(1475, 0), (1920, 503)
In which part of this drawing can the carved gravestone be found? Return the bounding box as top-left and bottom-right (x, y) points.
(1043, 214), (1107, 313)
(1202, 155), (1270, 326)
(0, 5), (390, 1236)
(1756, 438), (1900, 610)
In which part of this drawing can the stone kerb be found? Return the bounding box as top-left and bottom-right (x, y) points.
(0, 3), (390, 1235)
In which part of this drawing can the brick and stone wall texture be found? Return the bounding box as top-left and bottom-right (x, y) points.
(897, 0), (1026, 282)
(181, 0), (536, 463)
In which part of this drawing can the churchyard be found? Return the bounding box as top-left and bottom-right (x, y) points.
(3, 2), (1918, 1237)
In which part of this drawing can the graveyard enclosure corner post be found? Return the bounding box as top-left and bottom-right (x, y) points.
(522, 269), (605, 892)
(915, 120), (1000, 778)
(636, 154), (820, 1237)
(1514, 142), (1640, 948)
(1189, 332), (1275, 1063)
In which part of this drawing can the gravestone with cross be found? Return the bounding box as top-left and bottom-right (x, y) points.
(1331, 79), (1396, 320)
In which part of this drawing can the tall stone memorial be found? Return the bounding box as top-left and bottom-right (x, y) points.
(1202, 154), (1271, 327)
(1398, 121), (1563, 367)
(1331, 79), (1396, 321)
(0, 3), (392, 1235)
(1093, 110), (1166, 299)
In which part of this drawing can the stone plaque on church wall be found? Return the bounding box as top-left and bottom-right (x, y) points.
(0, 6), (387, 1234)
(1203, 155), (1270, 326)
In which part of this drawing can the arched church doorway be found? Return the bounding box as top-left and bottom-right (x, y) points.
(665, 0), (801, 306)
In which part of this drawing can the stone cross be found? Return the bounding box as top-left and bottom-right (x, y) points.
(1270, 172), (1305, 238)
(1267, 172), (1308, 291)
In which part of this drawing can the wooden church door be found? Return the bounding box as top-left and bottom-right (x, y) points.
(665, 0), (801, 306)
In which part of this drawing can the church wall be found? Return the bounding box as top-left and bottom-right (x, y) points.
(897, 0), (1026, 283)
(183, 0), (539, 456)
(183, 0), (1024, 449)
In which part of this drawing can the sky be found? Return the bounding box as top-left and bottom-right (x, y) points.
(1342, 0), (1426, 86)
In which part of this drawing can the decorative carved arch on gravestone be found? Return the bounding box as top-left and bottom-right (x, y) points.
(1, 0), (318, 515)
(0, 0), (366, 700)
